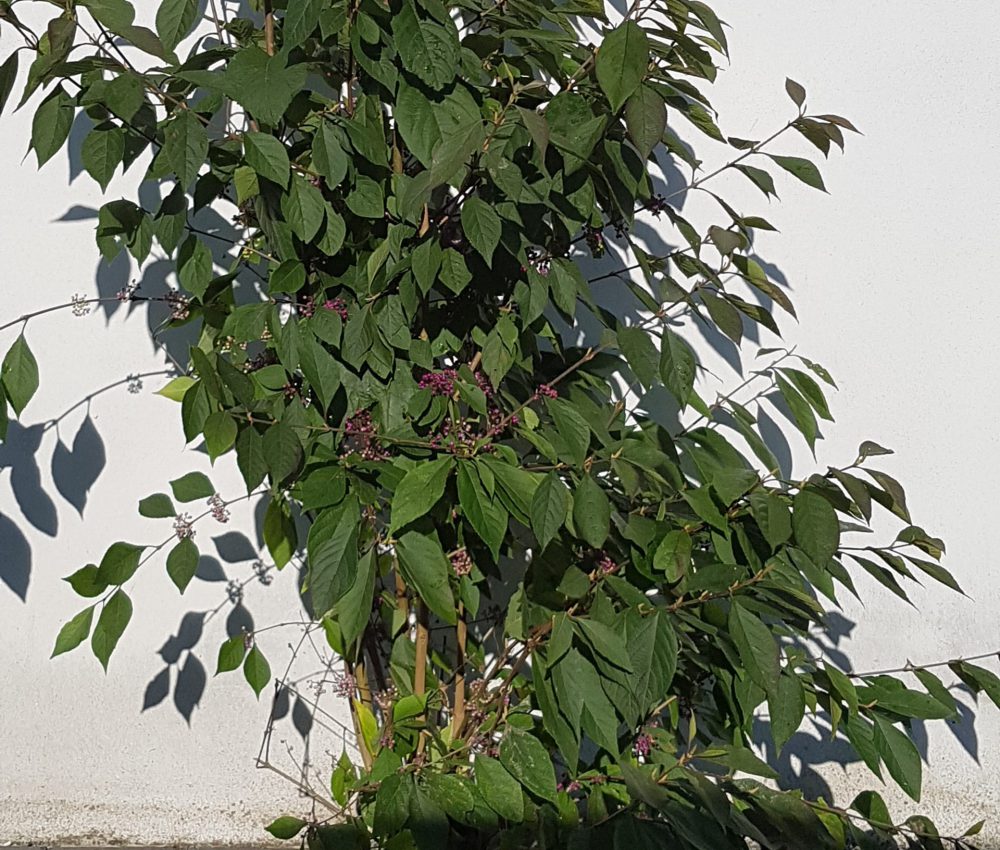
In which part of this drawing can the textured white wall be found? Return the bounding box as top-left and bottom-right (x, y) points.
(2, 0), (999, 845)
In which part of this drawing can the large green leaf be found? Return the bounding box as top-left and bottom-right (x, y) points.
(572, 474), (610, 548)
(395, 531), (456, 624)
(91, 590), (133, 671)
(461, 196), (502, 263)
(728, 599), (780, 695)
(792, 489), (839, 566)
(2, 335), (39, 416)
(155, 0), (198, 50)
(530, 472), (569, 550)
(390, 457), (454, 532)
(595, 21), (649, 111)
(874, 717), (921, 801)
(32, 87), (74, 167)
(244, 131), (290, 188)
(392, 1), (459, 91)
(499, 731), (557, 803)
(223, 47), (307, 125)
(308, 497), (361, 616)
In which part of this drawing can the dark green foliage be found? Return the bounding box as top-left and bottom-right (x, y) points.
(2, 0), (984, 847)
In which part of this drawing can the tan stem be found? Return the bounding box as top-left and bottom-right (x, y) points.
(346, 661), (373, 771)
(263, 0), (275, 56)
(450, 604), (467, 738)
(414, 602), (430, 754)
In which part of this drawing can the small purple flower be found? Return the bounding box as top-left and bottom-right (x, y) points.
(207, 493), (230, 524)
(71, 294), (91, 317)
(450, 548), (473, 577)
(323, 298), (349, 320)
(173, 513), (195, 540)
(418, 369), (458, 397)
(633, 733), (653, 759)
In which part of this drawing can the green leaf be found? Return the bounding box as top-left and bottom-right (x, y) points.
(281, 177), (326, 242)
(499, 731), (557, 803)
(0, 53), (18, 118)
(596, 21), (649, 111)
(530, 472), (569, 550)
(170, 471), (214, 502)
(475, 755), (525, 822)
(138, 492), (176, 518)
(243, 645), (271, 698)
(792, 489), (839, 566)
(728, 599), (780, 695)
(64, 564), (107, 598)
(749, 490), (792, 549)
(223, 47), (308, 125)
(177, 236), (214, 298)
(618, 325), (659, 390)
(785, 78), (806, 108)
(2, 335), (39, 416)
(263, 422), (302, 483)
(624, 84), (666, 160)
(308, 497), (360, 616)
(264, 497), (298, 570)
(457, 463), (508, 560)
(392, 1), (459, 91)
(779, 367), (833, 421)
(874, 717), (921, 801)
(81, 125), (124, 191)
(96, 541), (145, 585)
(395, 531), (456, 625)
(775, 373), (818, 450)
(155, 0), (198, 50)
(156, 375), (195, 402)
(203, 411), (237, 461)
(768, 672), (805, 754)
(312, 121), (348, 186)
(659, 328), (696, 408)
(32, 87), (74, 167)
(163, 110), (208, 189)
(270, 259), (306, 294)
(573, 474), (610, 548)
(52, 606), (95, 657)
(461, 196), (502, 263)
(652, 530), (691, 582)
(546, 397), (590, 467)
(216, 634), (247, 674)
(768, 154), (826, 191)
(283, 0), (324, 43)
(91, 590), (133, 671)
(244, 131), (290, 188)
(265, 816), (307, 840)
(166, 537), (199, 593)
(346, 175), (384, 218)
(390, 457), (454, 532)
(374, 773), (412, 837)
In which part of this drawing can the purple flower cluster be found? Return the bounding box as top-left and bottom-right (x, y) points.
(323, 298), (349, 321)
(419, 369), (459, 396)
(166, 291), (190, 321)
(207, 493), (230, 524)
(298, 296), (315, 318)
(534, 383), (558, 400)
(633, 733), (653, 759)
(341, 409), (389, 461)
(173, 513), (195, 540)
(331, 671), (356, 699)
(450, 548), (473, 577)
(596, 551), (619, 575)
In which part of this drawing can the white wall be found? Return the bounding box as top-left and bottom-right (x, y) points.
(2, 0), (1000, 844)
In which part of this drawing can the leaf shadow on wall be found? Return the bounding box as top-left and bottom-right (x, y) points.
(0, 417), (106, 601)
